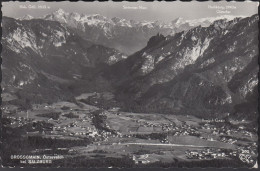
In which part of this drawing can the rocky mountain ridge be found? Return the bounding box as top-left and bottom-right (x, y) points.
(103, 14), (258, 121)
(2, 16), (126, 104)
(18, 9), (246, 55)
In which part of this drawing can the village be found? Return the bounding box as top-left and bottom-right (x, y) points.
(185, 147), (255, 164)
(1, 99), (258, 167)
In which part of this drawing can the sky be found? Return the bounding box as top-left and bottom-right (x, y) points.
(2, 1), (259, 22)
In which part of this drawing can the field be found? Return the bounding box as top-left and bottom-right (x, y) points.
(1, 92), (258, 167)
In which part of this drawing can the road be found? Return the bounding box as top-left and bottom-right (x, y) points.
(122, 142), (208, 148)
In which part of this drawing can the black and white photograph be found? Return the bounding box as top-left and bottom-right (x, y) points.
(1, 0), (259, 168)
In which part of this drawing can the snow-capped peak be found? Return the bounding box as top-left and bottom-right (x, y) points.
(172, 17), (184, 25)
(171, 15), (246, 28)
(41, 9), (248, 32)
(55, 8), (66, 15)
(43, 8), (69, 23)
(19, 15), (34, 20)
(87, 14), (108, 21)
(68, 12), (81, 21)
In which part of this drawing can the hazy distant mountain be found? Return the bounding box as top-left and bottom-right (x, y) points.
(25, 8), (245, 55)
(103, 14), (258, 121)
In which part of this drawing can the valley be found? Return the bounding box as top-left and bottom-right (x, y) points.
(1, 92), (257, 167)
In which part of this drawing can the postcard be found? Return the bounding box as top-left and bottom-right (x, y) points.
(1, 0), (259, 168)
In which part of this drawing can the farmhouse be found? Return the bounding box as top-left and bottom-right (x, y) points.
(132, 154), (151, 164)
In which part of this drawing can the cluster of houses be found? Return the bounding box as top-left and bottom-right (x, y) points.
(201, 119), (256, 138)
(132, 154), (157, 164)
(237, 146), (256, 164)
(160, 138), (169, 143)
(173, 127), (199, 136)
(200, 121), (257, 147)
(239, 153), (255, 164)
(42, 110), (126, 143)
(52, 122), (100, 138)
(6, 116), (31, 128)
(186, 146), (256, 165)
(49, 114), (95, 136)
(94, 130), (122, 142)
(133, 119), (201, 137)
(134, 119), (171, 129)
(133, 154), (150, 164)
(1, 105), (19, 115)
(220, 137), (237, 144)
(50, 117), (121, 142)
(186, 148), (229, 160)
(200, 123), (218, 131)
(200, 123), (246, 140)
(238, 146), (256, 164)
(242, 130), (253, 137)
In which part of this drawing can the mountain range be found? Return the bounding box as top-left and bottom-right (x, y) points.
(18, 9), (246, 55)
(2, 16), (126, 104)
(2, 11), (258, 124)
(103, 14), (258, 121)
